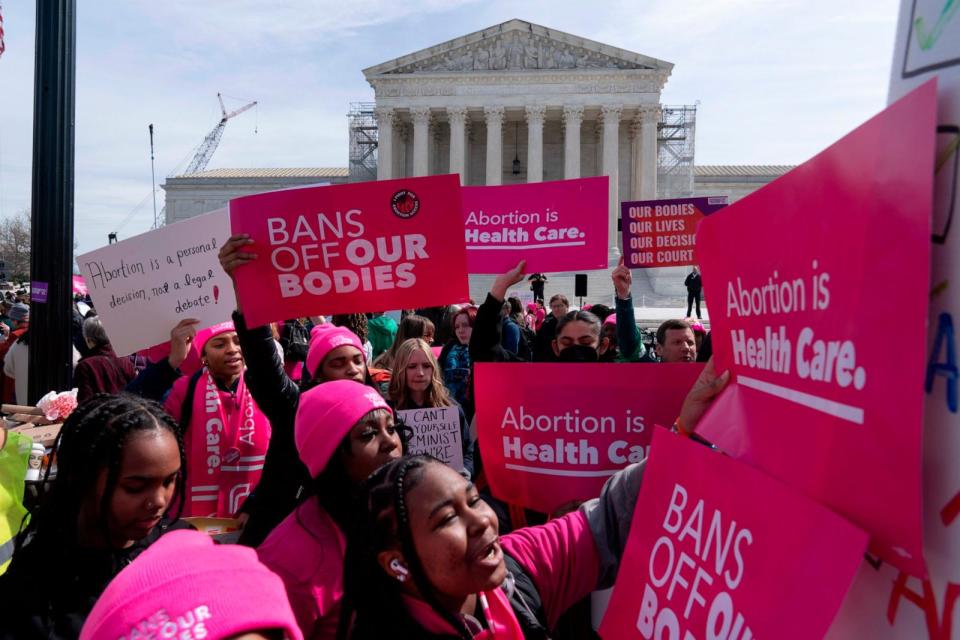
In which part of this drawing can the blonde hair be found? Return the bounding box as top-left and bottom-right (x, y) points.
(388, 338), (453, 410)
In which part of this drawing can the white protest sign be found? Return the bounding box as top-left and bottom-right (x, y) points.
(397, 407), (464, 471)
(827, 2), (960, 638)
(506, 289), (535, 308)
(76, 209), (235, 356)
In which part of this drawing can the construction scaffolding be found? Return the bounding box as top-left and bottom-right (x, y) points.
(348, 102), (378, 182)
(657, 104), (697, 199)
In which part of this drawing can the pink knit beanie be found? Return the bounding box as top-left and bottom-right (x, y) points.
(295, 379), (391, 477)
(193, 321), (237, 358)
(80, 529), (303, 640)
(306, 325), (365, 378)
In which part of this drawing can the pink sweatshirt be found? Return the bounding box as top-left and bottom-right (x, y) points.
(257, 500), (346, 639)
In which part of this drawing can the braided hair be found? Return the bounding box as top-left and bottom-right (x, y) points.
(338, 455), (472, 640)
(11, 393), (187, 575)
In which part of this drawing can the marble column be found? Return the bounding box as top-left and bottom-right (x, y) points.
(484, 106), (505, 186)
(374, 107), (395, 181)
(638, 104), (660, 199)
(396, 122), (410, 178)
(600, 105), (623, 260)
(630, 115), (642, 200)
(447, 106), (468, 184)
(525, 105), (546, 183)
(411, 106), (432, 178)
(562, 106), (583, 180)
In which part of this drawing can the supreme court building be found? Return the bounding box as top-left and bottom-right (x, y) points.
(163, 19), (791, 306)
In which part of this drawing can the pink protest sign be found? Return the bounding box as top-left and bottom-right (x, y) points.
(620, 197), (727, 268)
(473, 362), (702, 513)
(462, 177), (608, 273)
(229, 175), (470, 327)
(72, 275), (88, 296)
(599, 428), (867, 640)
(695, 81), (936, 576)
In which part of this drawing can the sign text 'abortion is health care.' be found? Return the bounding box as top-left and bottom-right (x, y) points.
(462, 177), (609, 273)
(599, 428), (867, 640)
(621, 197), (727, 268)
(229, 175), (470, 327)
(397, 407), (464, 472)
(474, 362), (702, 513)
(696, 81), (937, 577)
(77, 209), (235, 356)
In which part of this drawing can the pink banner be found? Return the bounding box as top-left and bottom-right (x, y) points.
(695, 81), (936, 576)
(229, 175), (470, 327)
(620, 196), (727, 268)
(599, 428), (867, 640)
(474, 362), (702, 513)
(462, 177), (608, 274)
(72, 275), (88, 296)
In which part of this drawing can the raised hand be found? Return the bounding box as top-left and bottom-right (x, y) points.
(611, 256), (632, 299)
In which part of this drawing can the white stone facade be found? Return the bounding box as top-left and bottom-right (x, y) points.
(159, 21), (793, 307)
(162, 168), (349, 225)
(364, 19), (672, 301)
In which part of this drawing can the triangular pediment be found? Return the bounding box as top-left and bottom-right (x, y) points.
(363, 19), (672, 76)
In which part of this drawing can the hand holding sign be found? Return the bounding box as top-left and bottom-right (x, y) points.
(169, 319), (200, 370)
(218, 234), (257, 279)
(677, 358), (731, 435)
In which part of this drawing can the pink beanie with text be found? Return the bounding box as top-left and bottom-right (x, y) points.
(295, 379), (391, 477)
(306, 324), (365, 378)
(193, 321), (236, 358)
(80, 529), (303, 640)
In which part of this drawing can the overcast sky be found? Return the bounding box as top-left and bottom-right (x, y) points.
(0, 0), (898, 253)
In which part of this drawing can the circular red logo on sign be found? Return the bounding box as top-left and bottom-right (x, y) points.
(391, 189), (420, 219)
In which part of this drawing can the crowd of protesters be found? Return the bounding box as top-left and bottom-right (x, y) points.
(0, 240), (725, 640)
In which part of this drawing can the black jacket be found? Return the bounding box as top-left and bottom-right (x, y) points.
(532, 315), (559, 362)
(684, 272), (702, 294)
(469, 293), (527, 364)
(232, 311), (312, 547)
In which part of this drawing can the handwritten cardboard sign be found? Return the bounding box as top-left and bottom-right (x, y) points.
(397, 406), (463, 471)
(599, 428), (867, 640)
(695, 81), (936, 577)
(229, 175), (470, 327)
(76, 209), (235, 356)
(462, 177), (609, 273)
(828, 6), (960, 636)
(620, 197), (727, 268)
(474, 362), (702, 513)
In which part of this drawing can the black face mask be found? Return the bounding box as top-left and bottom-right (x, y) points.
(557, 344), (600, 363)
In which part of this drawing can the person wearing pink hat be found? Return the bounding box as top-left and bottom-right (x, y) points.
(81, 529), (303, 640)
(257, 379), (408, 639)
(0, 395), (190, 639)
(136, 319), (273, 521)
(336, 371), (732, 640)
(217, 236), (381, 547)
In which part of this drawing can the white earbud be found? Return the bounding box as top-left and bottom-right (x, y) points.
(390, 559), (409, 581)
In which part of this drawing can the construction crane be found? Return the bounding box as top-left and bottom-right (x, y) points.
(111, 93), (258, 239)
(181, 93), (258, 176)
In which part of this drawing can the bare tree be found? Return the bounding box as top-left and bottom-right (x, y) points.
(0, 210), (32, 281)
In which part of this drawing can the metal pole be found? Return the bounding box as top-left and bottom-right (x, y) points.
(28, 0), (76, 403)
(149, 124), (158, 228)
